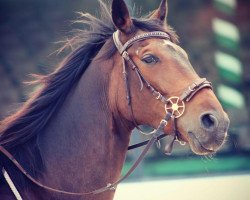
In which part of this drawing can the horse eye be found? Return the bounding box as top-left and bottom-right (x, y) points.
(141, 54), (159, 65)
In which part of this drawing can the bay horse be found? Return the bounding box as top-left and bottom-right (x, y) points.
(0, 0), (229, 199)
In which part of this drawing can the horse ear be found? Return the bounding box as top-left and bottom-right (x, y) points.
(150, 0), (168, 24)
(112, 0), (133, 33)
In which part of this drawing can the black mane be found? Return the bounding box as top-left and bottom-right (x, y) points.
(0, 1), (178, 188)
(0, 1), (116, 149)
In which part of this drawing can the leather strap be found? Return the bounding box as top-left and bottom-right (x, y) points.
(106, 112), (171, 189)
(113, 31), (170, 54)
(0, 113), (171, 196)
(122, 51), (169, 104)
(2, 168), (23, 200)
(128, 133), (167, 150)
(180, 78), (212, 101)
(0, 146), (108, 196)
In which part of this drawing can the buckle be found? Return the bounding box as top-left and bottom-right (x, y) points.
(107, 183), (116, 191)
(122, 51), (129, 61)
(160, 119), (168, 127)
(155, 92), (162, 100)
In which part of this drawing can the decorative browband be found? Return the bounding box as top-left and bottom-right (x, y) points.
(113, 30), (170, 54)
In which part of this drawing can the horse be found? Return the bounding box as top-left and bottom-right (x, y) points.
(0, 0), (230, 199)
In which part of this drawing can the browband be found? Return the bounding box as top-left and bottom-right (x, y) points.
(113, 30), (170, 54)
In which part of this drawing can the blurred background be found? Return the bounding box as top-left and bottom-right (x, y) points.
(0, 0), (249, 198)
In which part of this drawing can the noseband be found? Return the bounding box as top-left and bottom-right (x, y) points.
(0, 30), (213, 199)
(113, 30), (213, 151)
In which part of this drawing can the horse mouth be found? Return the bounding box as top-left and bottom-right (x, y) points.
(187, 131), (215, 155)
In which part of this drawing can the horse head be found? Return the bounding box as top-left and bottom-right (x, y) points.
(110, 0), (230, 155)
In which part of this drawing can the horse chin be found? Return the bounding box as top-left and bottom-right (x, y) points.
(187, 131), (216, 155)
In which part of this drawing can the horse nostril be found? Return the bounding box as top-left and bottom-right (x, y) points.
(200, 113), (218, 131)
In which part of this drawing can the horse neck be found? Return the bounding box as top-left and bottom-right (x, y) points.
(36, 58), (133, 199)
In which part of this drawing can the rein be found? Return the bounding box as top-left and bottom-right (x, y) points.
(0, 30), (212, 199)
(0, 114), (171, 197)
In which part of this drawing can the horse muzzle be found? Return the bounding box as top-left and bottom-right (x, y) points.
(188, 111), (230, 155)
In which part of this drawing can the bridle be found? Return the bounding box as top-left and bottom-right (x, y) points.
(0, 30), (212, 199)
(113, 30), (213, 152)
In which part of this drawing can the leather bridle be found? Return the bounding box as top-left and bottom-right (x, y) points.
(113, 30), (213, 153)
(0, 30), (213, 199)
